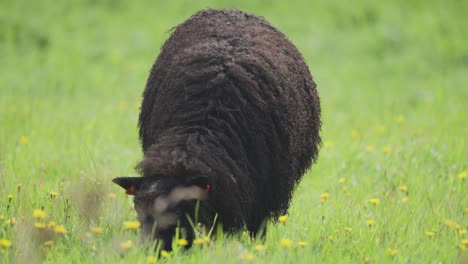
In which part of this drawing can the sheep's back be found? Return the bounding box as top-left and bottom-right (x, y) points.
(139, 9), (321, 218)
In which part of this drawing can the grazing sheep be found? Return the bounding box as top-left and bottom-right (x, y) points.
(113, 8), (321, 251)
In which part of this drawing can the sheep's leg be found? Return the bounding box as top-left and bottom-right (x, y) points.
(247, 217), (267, 241)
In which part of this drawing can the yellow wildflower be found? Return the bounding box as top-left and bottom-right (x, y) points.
(203, 236), (211, 243)
(344, 227), (353, 233)
(382, 146), (390, 153)
(255, 244), (266, 251)
(240, 253), (254, 261)
(7, 194), (13, 201)
(176, 239), (188, 247)
(20, 136), (29, 145)
(54, 225), (67, 234)
(147, 256), (157, 264)
(459, 172), (467, 180)
(328, 235), (334, 241)
(279, 215), (288, 224)
(396, 115), (405, 124)
(425, 231), (435, 238)
(0, 239), (12, 248)
(402, 197), (409, 203)
(399, 185), (408, 192)
(49, 191), (60, 198)
(459, 229), (467, 236)
(16, 184), (21, 192)
(369, 198), (380, 205)
(298, 241), (307, 247)
(366, 219), (376, 227)
(280, 239), (293, 248)
(364, 256), (371, 263)
(124, 221), (141, 230)
(0, 215), (3, 220)
(5, 218), (16, 225)
(320, 192), (329, 199)
(387, 247), (398, 256)
(465, 207), (468, 213)
(92, 227), (103, 235)
(120, 240), (133, 250)
(339, 177), (346, 183)
(351, 130), (359, 139)
(193, 238), (204, 245)
(33, 209), (46, 220)
(160, 250), (170, 258)
(324, 140), (333, 148)
(47, 221), (56, 229)
(445, 220), (455, 228)
(366, 145), (374, 152)
(462, 239), (468, 246)
(35, 222), (46, 229)
(44, 240), (53, 247)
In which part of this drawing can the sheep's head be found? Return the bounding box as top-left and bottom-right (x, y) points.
(112, 176), (209, 250)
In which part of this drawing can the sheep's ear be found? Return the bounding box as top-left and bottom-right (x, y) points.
(112, 177), (143, 195)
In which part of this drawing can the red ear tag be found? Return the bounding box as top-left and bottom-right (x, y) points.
(204, 184), (211, 193)
(126, 185), (136, 195)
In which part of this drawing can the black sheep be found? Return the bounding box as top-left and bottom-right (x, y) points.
(113, 8), (321, 250)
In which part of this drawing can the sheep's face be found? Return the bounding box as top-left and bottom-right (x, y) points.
(112, 176), (209, 250)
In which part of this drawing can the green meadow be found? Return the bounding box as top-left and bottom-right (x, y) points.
(0, 0), (466, 263)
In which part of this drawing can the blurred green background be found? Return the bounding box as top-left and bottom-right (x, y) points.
(0, 0), (467, 263)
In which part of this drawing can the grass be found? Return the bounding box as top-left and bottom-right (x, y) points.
(0, 0), (467, 263)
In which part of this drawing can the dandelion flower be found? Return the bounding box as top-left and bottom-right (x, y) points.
(35, 223), (46, 229)
(279, 215), (288, 224)
(402, 197), (409, 203)
(44, 240), (53, 247)
(396, 115), (405, 124)
(458, 172), (467, 180)
(16, 184), (21, 192)
(320, 192), (329, 199)
(298, 241), (307, 247)
(92, 227), (103, 235)
(0, 239), (12, 248)
(7, 194), (13, 201)
(462, 239), (468, 246)
(240, 253), (254, 261)
(47, 221), (56, 229)
(344, 227), (353, 233)
(49, 191), (60, 198)
(339, 177), (346, 184)
(382, 146), (390, 153)
(160, 250), (170, 258)
(399, 185), (408, 192)
(124, 221), (141, 230)
(147, 256), (157, 264)
(20, 136), (29, 145)
(445, 220), (455, 228)
(120, 240), (133, 250)
(6, 218), (16, 225)
(193, 238), (204, 245)
(33, 209), (46, 220)
(280, 239), (293, 248)
(328, 235), (334, 241)
(176, 239), (188, 247)
(387, 248), (398, 256)
(425, 231), (435, 238)
(369, 198), (380, 205)
(203, 236), (211, 243)
(459, 229), (467, 236)
(255, 244), (266, 251)
(351, 130), (359, 139)
(366, 145), (374, 152)
(54, 225), (67, 234)
(366, 219), (376, 226)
